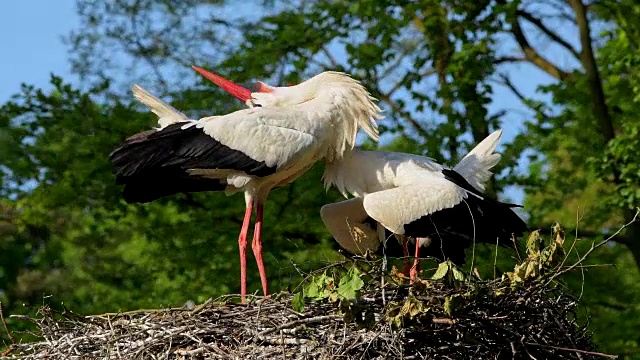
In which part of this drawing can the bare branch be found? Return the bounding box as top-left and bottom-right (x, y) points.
(377, 39), (423, 81)
(494, 56), (527, 64)
(525, 342), (619, 359)
(495, 74), (523, 100)
(386, 69), (437, 98)
(530, 224), (603, 240)
(378, 54), (408, 81)
(495, 73), (551, 121)
(321, 46), (339, 68)
(129, 15), (170, 93)
(0, 302), (15, 356)
(257, 315), (341, 337)
(551, 209), (640, 280)
(493, 0), (572, 80)
(377, 91), (431, 140)
(517, 9), (581, 59)
(509, 16), (572, 81)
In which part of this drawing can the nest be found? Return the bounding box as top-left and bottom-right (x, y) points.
(2, 224), (628, 360)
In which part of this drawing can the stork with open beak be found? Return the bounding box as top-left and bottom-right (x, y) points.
(211, 76), (527, 282)
(110, 68), (382, 301)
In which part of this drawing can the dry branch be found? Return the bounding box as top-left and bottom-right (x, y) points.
(3, 221), (628, 359)
(4, 273), (607, 359)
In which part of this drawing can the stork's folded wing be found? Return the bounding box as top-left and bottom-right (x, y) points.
(362, 177), (465, 235)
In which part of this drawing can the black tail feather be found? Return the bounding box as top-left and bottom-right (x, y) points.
(110, 122), (275, 180)
(110, 122), (276, 203)
(120, 171), (226, 203)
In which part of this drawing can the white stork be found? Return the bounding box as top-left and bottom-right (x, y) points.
(109, 68), (382, 301)
(211, 78), (527, 281)
(319, 130), (528, 280)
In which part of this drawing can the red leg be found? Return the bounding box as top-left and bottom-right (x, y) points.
(238, 202), (253, 303)
(402, 236), (411, 276)
(410, 238), (421, 283)
(252, 202), (269, 296)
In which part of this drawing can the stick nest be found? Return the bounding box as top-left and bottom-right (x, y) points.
(2, 225), (620, 359)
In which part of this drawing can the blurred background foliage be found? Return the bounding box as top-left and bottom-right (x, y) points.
(1, 0), (639, 357)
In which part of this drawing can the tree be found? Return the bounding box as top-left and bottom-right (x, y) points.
(2, 0), (639, 355)
(74, 0), (632, 252)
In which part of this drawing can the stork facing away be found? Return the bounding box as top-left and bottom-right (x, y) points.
(320, 130), (528, 280)
(109, 68), (382, 301)
(211, 77), (527, 281)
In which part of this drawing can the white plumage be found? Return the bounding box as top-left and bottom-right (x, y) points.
(132, 84), (189, 128)
(206, 73), (527, 282)
(321, 130), (503, 233)
(111, 68), (383, 301)
(320, 130), (527, 280)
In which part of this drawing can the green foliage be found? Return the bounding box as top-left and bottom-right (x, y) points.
(386, 294), (425, 328)
(0, 0), (639, 356)
(505, 226), (566, 287)
(431, 260), (465, 283)
(337, 267), (365, 300)
(291, 265), (365, 312)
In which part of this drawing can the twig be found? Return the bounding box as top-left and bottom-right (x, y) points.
(376, 91), (431, 140)
(89, 307), (177, 318)
(2, 255), (603, 359)
(516, 9), (581, 59)
(321, 46), (340, 69)
(549, 209), (640, 282)
(525, 342), (618, 358)
(1, 302), (16, 356)
(190, 298), (214, 315)
(258, 315), (341, 337)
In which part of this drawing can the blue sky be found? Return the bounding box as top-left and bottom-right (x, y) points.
(0, 2), (78, 103)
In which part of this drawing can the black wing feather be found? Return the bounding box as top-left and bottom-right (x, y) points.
(110, 122), (275, 179)
(379, 169), (528, 265)
(109, 122), (277, 203)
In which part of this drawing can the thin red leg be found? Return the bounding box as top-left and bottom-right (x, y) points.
(252, 202), (269, 296)
(238, 202), (253, 303)
(410, 238), (421, 283)
(402, 237), (411, 276)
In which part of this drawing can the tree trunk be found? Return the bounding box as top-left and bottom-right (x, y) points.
(568, 0), (640, 266)
(568, 0), (617, 143)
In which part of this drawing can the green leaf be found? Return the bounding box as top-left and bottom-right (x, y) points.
(291, 292), (304, 313)
(452, 267), (465, 282)
(431, 262), (451, 280)
(305, 281), (321, 299)
(404, 296), (424, 317)
(337, 267), (364, 299)
(526, 231), (541, 256)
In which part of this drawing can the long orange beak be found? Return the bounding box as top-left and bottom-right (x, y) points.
(192, 66), (253, 103)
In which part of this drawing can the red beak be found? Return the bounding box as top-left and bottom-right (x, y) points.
(192, 66), (253, 103)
